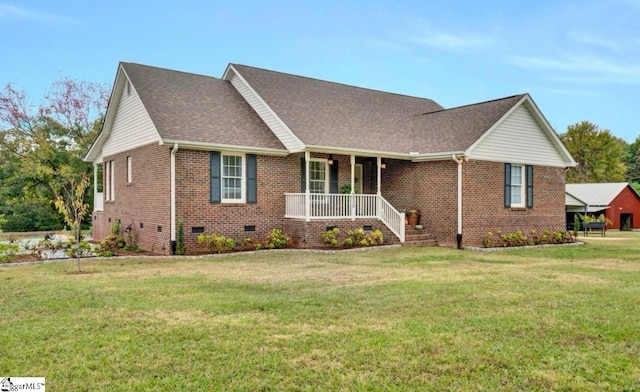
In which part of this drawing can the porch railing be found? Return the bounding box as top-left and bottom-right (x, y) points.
(284, 193), (405, 242)
(94, 192), (104, 212)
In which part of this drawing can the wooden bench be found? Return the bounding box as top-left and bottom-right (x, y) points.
(583, 221), (606, 237)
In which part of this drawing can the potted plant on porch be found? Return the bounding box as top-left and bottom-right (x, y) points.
(406, 208), (420, 226)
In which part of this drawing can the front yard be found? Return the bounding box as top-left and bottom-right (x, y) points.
(1, 232), (639, 390)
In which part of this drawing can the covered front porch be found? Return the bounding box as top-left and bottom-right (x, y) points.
(284, 152), (406, 243)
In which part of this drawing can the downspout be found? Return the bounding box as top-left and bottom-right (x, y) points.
(170, 143), (179, 255)
(452, 154), (463, 249)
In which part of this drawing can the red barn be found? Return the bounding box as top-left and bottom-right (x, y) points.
(566, 183), (640, 230)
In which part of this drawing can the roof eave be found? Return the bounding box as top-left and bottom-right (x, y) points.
(305, 145), (466, 161)
(161, 139), (289, 156)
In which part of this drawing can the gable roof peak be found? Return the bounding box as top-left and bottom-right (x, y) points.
(420, 94), (527, 116)
(121, 62), (225, 81)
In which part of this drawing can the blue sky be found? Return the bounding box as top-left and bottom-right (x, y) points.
(1, 0), (638, 142)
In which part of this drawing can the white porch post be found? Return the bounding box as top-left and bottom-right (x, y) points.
(350, 155), (356, 220)
(93, 163), (98, 207)
(376, 156), (382, 219)
(304, 151), (311, 222)
(376, 156), (382, 195)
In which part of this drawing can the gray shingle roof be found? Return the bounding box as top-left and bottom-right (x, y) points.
(232, 64), (526, 154)
(120, 62), (531, 156)
(231, 64), (446, 153)
(121, 62), (285, 150)
(412, 95), (526, 154)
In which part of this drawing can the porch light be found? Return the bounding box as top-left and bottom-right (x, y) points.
(380, 160), (387, 169)
(328, 154), (334, 165)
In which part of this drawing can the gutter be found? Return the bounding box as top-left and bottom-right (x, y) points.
(170, 143), (179, 254)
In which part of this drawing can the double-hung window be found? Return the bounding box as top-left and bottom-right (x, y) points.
(504, 163), (533, 209)
(222, 154), (244, 202)
(104, 160), (115, 201)
(309, 160), (328, 194)
(126, 156), (132, 184)
(510, 165), (524, 207)
(210, 151), (257, 204)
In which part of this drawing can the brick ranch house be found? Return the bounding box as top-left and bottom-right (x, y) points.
(84, 62), (576, 254)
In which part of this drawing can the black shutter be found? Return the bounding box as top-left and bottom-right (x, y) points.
(247, 154), (257, 204)
(526, 165), (533, 209)
(210, 152), (221, 203)
(300, 157), (306, 192)
(329, 160), (339, 193)
(504, 163), (511, 208)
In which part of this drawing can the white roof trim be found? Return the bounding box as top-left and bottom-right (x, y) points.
(465, 94), (576, 167)
(305, 144), (465, 161)
(223, 64), (305, 153)
(161, 139), (289, 156)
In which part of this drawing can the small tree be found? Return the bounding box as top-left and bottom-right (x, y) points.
(53, 173), (90, 244)
(176, 219), (185, 255)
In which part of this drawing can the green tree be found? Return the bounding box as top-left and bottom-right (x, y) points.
(559, 121), (626, 183)
(626, 135), (640, 184)
(0, 79), (107, 237)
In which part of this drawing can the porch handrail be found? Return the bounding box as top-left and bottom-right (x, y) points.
(284, 193), (405, 243)
(377, 195), (405, 243)
(94, 191), (104, 212)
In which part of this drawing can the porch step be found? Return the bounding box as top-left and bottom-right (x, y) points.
(402, 226), (438, 247)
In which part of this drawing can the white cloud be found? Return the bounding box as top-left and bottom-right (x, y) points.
(569, 32), (619, 51)
(543, 88), (601, 96)
(412, 31), (494, 51)
(0, 4), (79, 26)
(509, 54), (640, 83)
(363, 38), (410, 53)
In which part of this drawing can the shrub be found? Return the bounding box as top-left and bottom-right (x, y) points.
(343, 228), (384, 248)
(98, 222), (125, 256)
(110, 221), (121, 236)
(197, 232), (236, 254)
(266, 229), (290, 249)
(66, 241), (92, 258)
(176, 219), (186, 255)
(123, 224), (140, 252)
(0, 243), (19, 263)
(321, 228), (340, 247)
(237, 237), (260, 252)
(483, 229), (575, 248)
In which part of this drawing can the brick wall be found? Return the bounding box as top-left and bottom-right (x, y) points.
(175, 150), (301, 254)
(462, 160), (566, 245)
(92, 144), (171, 254)
(382, 159), (458, 246)
(381, 158), (566, 247)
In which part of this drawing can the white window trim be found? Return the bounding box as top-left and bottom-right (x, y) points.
(510, 164), (525, 208)
(126, 156), (132, 184)
(309, 158), (329, 194)
(110, 160), (115, 201)
(221, 152), (246, 204)
(104, 161), (110, 201)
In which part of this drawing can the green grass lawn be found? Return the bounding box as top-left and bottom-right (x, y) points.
(1, 232), (639, 391)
